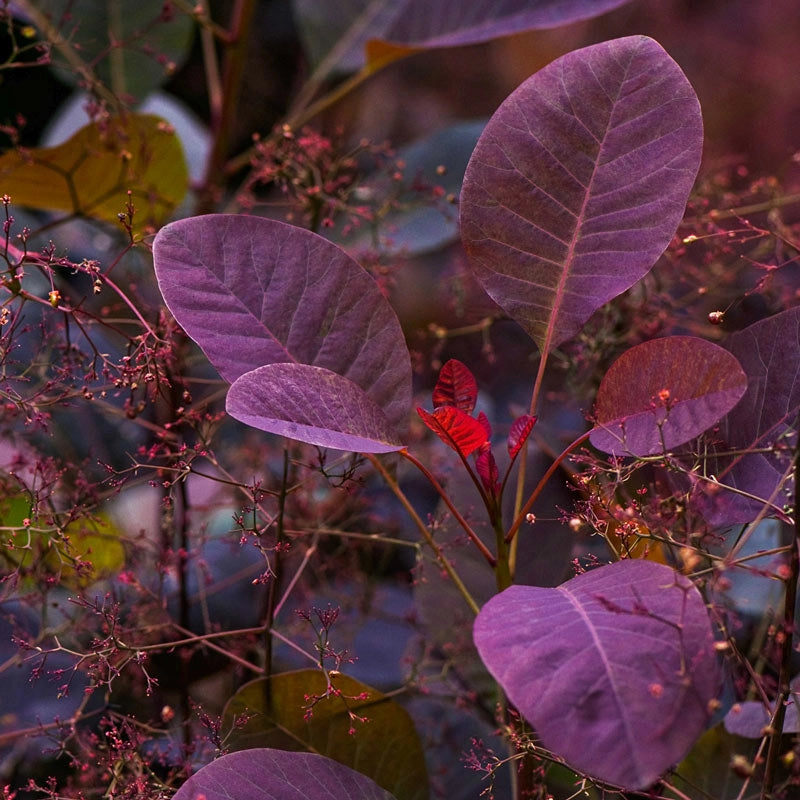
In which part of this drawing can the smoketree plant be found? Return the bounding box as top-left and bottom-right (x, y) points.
(150, 31), (796, 798)
(0, 3), (798, 800)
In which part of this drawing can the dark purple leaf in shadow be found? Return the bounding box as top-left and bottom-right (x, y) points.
(344, 121), (486, 255)
(460, 36), (703, 355)
(293, 0), (633, 74)
(691, 307), (800, 525)
(152, 214), (411, 434)
(227, 364), (404, 453)
(413, 443), (579, 698)
(473, 560), (720, 790)
(590, 337), (748, 456)
(173, 748), (396, 800)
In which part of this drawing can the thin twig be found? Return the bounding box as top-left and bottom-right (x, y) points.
(760, 435), (799, 798)
(367, 453), (480, 616)
(400, 448), (496, 566)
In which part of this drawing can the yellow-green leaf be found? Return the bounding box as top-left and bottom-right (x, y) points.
(671, 724), (757, 799)
(0, 493), (125, 589)
(222, 669), (429, 800)
(0, 114), (187, 232)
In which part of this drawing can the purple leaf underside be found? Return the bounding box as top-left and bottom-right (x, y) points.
(590, 336), (748, 456)
(460, 35), (703, 355)
(294, 0), (633, 73)
(173, 748), (396, 800)
(152, 214), (411, 435)
(692, 307), (800, 525)
(474, 560), (719, 790)
(227, 364), (404, 453)
(368, 0), (633, 51)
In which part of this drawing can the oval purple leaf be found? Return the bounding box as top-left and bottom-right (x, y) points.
(590, 336), (747, 457)
(473, 560), (720, 790)
(460, 36), (703, 354)
(227, 364), (404, 453)
(691, 307), (800, 525)
(173, 748), (396, 800)
(152, 214), (411, 435)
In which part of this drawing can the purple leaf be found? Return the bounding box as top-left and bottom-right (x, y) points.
(293, 0), (633, 73)
(473, 560), (720, 790)
(227, 364), (404, 453)
(365, 0), (634, 62)
(432, 359), (478, 413)
(507, 414), (537, 460)
(173, 748), (396, 800)
(724, 668), (800, 739)
(691, 307), (800, 525)
(152, 214), (411, 435)
(724, 692), (800, 739)
(460, 36), (703, 354)
(590, 336), (748, 457)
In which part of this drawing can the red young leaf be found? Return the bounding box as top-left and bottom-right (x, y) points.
(475, 448), (500, 496)
(432, 359), (478, 413)
(417, 406), (488, 458)
(508, 415), (537, 459)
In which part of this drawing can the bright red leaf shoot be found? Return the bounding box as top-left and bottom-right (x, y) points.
(476, 446), (500, 497)
(417, 405), (488, 458)
(498, 413), (538, 498)
(432, 358), (478, 413)
(419, 362), (497, 517)
(507, 414), (537, 461)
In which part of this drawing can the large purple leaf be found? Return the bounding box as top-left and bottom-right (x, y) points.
(292, 0), (632, 74)
(152, 214), (411, 435)
(227, 364), (404, 453)
(691, 307), (800, 525)
(590, 337), (748, 457)
(473, 560), (719, 790)
(460, 36), (703, 354)
(173, 748), (396, 800)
